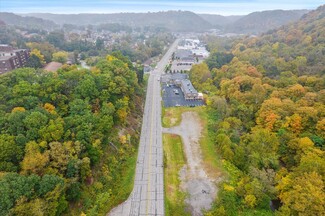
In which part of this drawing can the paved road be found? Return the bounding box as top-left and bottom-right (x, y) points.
(108, 39), (179, 216)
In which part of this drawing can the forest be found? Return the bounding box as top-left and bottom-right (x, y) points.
(190, 5), (325, 215)
(0, 53), (146, 215)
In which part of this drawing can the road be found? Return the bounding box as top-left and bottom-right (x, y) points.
(108, 39), (179, 216)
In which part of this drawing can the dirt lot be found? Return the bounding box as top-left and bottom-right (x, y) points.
(163, 112), (219, 216)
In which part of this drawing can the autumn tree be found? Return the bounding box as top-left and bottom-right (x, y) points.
(52, 51), (68, 64)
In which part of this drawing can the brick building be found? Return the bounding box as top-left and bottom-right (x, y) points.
(0, 45), (30, 74)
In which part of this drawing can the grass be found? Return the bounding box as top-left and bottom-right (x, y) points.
(109, 154), (137, 205)
(162, 107), (196, 128)
(163, 133), (190, 216)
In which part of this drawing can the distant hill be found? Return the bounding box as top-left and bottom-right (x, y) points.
(226, 9), (309, 34)
(0, 12), (58, 30)
(6, 9), (312, 34)
(198, 14), (243, 28)
(26, 11), (212, 32)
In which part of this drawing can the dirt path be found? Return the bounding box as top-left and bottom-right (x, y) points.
(163, 112), (218, 216)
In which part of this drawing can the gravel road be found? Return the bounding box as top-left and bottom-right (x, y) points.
(163, 112), (218, 216)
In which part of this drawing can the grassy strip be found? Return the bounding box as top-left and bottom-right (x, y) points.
(163, 133), (190, 216)
(109, 154), (137, 206)
(162, 107), (194, 128)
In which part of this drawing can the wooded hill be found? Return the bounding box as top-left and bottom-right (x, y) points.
(18, 9), (310, 33)
(224, 10), (309, 34)
(0, 53), (146, 215)
(192, 5), (325, 215)
(26, 11), (213, 32)
(0, 12), (58, 30)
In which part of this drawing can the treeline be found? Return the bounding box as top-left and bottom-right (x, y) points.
(110, 32), (174, 62)
(190, 5), (325, 215)
(0, 24), (174, 68)
(0, 53), (145, 215)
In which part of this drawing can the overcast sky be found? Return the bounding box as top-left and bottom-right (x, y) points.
(1, 0), (324, 15)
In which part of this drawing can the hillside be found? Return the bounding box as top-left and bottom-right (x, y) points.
(26, 11), (212, 32)
(194, 5), (325, 215)
(0, 12), (58, 30)
(0, 54), (146, 215)
(237, 5), (325, 76)
(17, 9), (312, 34)
(226, 9), (309, 34)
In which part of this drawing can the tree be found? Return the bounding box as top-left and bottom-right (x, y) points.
(52, 51), (68, 64)
(66, 182), (81, 201)
(23, 111), (48, 140)
(206, 52), (234, 70)
(0, 173), (40, 215)
(316, 118), (325, 139)
(26, 42), (57, 63)
(246, 128), (279, 169)
(207, 96), (228, 118)
(31, 49), (45, 65)
(277, 172), (325, 216)
(95, 38), (104, 50)
(39, 118), (64, 142)
(0, 134), (23, 172)
(80, 157), (92, 182)
(189, 63), (211, 90)
(21, 141), (49, 175)
(48, 142), (69, 174)
(26, 53), (43, 69)
(46, 31), (65, 48)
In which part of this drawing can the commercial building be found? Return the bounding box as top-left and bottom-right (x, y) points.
(180, 79), (199, 100)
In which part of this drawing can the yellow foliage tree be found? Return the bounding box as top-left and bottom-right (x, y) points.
(44, 103), (56, 114)
(277, 172), (325, 216)
(244, 194), (257, 208)
(52, 51), (68, 64)
(21, 141), (49, 175)
(12, 107), (26, 112)
(284, 114), (303, 134)
(316, 118), (325, 139)
(30, 49), (46, 65)
(106, 55), (117, 62)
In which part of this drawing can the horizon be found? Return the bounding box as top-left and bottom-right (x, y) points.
(0, 0), (324, 16)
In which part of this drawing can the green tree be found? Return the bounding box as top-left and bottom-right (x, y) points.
(0, 134), (23, 172)
(246, 128), (279, 169)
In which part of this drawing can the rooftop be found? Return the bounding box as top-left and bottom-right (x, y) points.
(0, 55), (16, 61)
(181, 79), (198, 95)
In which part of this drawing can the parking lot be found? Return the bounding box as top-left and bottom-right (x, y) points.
(162, 83), (205, 108)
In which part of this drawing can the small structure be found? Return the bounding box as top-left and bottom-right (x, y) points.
(198, 93), (204, 100)
(143, 65), (152, 73)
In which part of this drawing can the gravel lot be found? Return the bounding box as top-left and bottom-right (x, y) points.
(163, 112), (218, 216)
